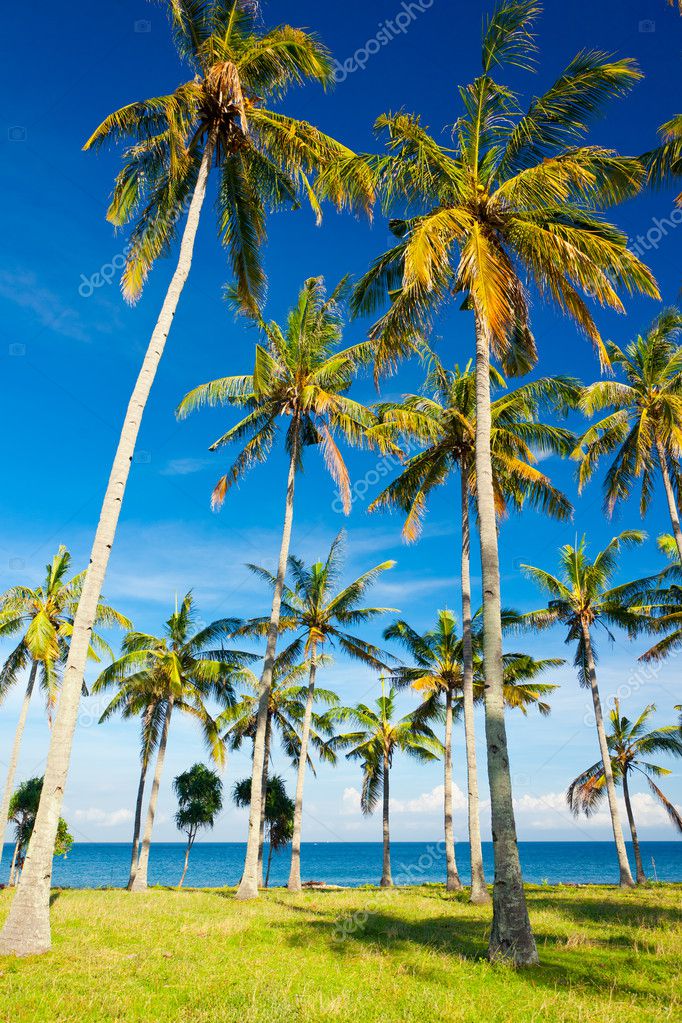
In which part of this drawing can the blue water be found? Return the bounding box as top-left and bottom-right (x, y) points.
(3, 841), (680, 889)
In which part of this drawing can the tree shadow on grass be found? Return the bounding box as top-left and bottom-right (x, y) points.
(527, 892), (682, 930)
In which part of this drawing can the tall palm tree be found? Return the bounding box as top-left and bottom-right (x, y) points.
(238, 534), (395, 891)
(220, 653), (337, 886)
(343, 0), (658, 964)
(385, 610), (558, 892)
(178, 276), (374, 899)
(568, 701), (682, 883)
(328, 684), (442, 887)
(575, 309), (682, 561)
(0, 4), (374, 959)
(0, 547), (129, 873)
(92, 594), (247, 891)
(521, 532), (657, 887)
(369, 356), (575, 901)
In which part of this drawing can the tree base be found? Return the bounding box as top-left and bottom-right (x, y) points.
(380, 877), (393, 888)
(469, 886), (491, 905)
(0, 891), (52, 957)
(235, 879), (259, 901)
(446, 876), (464, 893)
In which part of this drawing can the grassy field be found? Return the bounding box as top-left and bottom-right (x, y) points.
(0, 884), (679, 1022)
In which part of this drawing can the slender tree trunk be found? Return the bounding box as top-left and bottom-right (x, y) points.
(178, 833), (195, 889)
(460, 469), (490, 905)
(444, 688), (463, 892)
(381, 752), (392, 888)
(130, 699), (174, 892)
(622, 770), (646, 884)
(127, 706), (154, 890)
(582, 624), (634, 887)
(474, 319), (538, 966)
(287, 642), (318, 892)
(9, 840), (21, 887)
(236, 434), (299, 901)
(265, 839), (274, 889)
(0, 136), (216, 956)
(656, 438), (682, 564)
(0, 661), (38, 876)
(257, 714), (272, 888)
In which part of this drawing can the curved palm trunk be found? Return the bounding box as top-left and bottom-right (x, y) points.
(287, 642), (318, 892)
(0, 661), (38, 876)
(0, 137), (216, 956)
(444, 688), (463, 892)
(9, 837), (21, 887)
(257, 714), (272, 887)
(127, 706), (154, 890)
(460, 470), (490, 905)
(474, 320), (538, 966)
(178, 829), (196, 889)
(622, 770), (646, 884)
(582, 624), (634, 887)
(236, 436), (299, 901)
(656, 438), (682, 564)
(381, 752), (392, 888)
(130, 699), (174, 892)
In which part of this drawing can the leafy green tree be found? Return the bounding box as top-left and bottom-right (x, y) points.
(93, 594), (249, 891)
(385, 610), (558, 892)
(327, 685), (442, 887)
(240, 533), (394, 891)
(0, 547), (129, 873)
(575, 309), (682, 561)
(221, 652), (336, 885)
(369, 356), (575, 901)
(344, 0), (657, 964)
(521, 532), (658, 887)
(173, 763), (224, 887)
(233, 775), (295, 888)
(0, 1), (372, 958)
(178, 276), (374, 900)
(7, 778), (72, 887)
(568, 701), (682, 883)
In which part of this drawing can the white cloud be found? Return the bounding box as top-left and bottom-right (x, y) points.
(74, 807), (133, 828)
(392, 783), (466, 814)
(341, 786), (362, 815)
(159, 458), (211, 477)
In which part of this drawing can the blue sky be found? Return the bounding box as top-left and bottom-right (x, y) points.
(1, 0), (681, 848)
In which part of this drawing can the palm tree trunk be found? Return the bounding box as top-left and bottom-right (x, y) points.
(0, 661), (38, 875)
(265, 839), (274, 889)
(257, 714), (272, 887)
(582, 624), (634, 887)
(236, 435), (299, 901)
(127, 706), (154, 890)
(0, 136), (216, 957)
(656, 438), (682, 563)
(460, 468), (490, 905)
(381, 752), (392, 888)
(9, 839), (21, 887)
(130, 699), (174, 892)
(444, 688), (463, 892)
(474, 318), (538, 966)
(287, 641), (318, 892)
(178, 833), (194, 889)
(622, 770), (646, 884)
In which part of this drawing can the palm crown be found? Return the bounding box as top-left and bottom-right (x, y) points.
(368, 356), (577, 540)
(346, 0), (658, 375)
(84, 0), (370, 310)
(575, 309), (682, 515)
(177, 276), (375, 511)
(0, 546), (130, 714)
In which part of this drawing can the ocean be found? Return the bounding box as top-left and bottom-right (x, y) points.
(3, 841), (680, 889)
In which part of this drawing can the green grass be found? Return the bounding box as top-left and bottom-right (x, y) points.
(1, 884), (680, 1022)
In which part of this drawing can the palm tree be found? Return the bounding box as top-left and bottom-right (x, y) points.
(344, 0), (658, 964)
(178, 276), (374, 899)
(521, 532), (658, 887)
(239, 533), (395, 892)
(0, 3), (373, 957)
(173, 763), (224, 887)
(221, 653), (337, 886)
(7, 779), (72, 887)
(575, 309), (682, 562)
(369, 356), (575, 901)
(568, 701), (682, 883)
(232, 775), (295, 888)
(385, 610), (559, 892)
(0, 547), (129, 873)
(643, 114), (682, 205)
(93, 594), (246, 891)
(327, 684), (442, 887)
